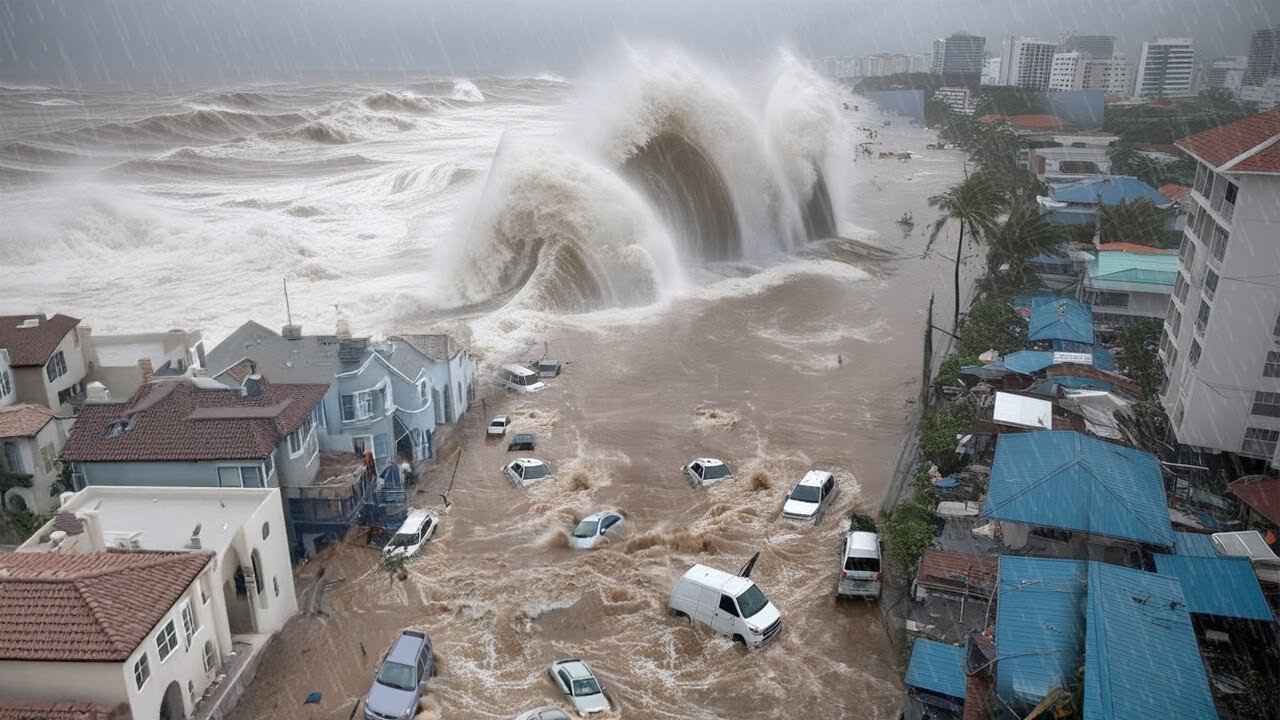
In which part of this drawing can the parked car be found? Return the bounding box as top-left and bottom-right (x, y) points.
(836, 531), (882, 600)
(363, 629), (435, 720)
(382, 510), (438, 560)
(488, 415), (513, 436)
(509, 432), (537, 451)
(537, 359), (562, 378)
(513, 708), (572, 720)
(569, 511), (624, 549)
(505, 458), (553, 487)
(547, 659), (612, 716)
(500, 364), (546, 393)
(667, 555), (781, 649)
(781, 470), (838, 522)
(683, 457), (733, 487)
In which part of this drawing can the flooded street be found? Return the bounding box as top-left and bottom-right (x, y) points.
(232, 122), (969, 720)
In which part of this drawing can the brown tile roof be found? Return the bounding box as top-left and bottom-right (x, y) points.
(1229, 475), (1280, 526)
(1157, 183), (1192, 202)
(1008, 114), (1073, 129)
(0, 404), (55, 439)
(214, 358), (256, 383)
(915, 549), (999, 599)
(1175, 108), (1280, 172)
(0, 550), (212, 662)
(0, 703), (128, 720)
(1096, 242), (1176, 255)
(0, 314), (80, 367)
(60, 377), (328, 463)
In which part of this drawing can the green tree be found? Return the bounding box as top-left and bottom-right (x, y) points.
(919, 401), (976, 473)
(881, 493), (939, 575)
(956, 295), (1028, 356)
(985, 199), (1068, 290)
(1117, 319), (1164, 400)
(1098, 198), (1179, 248)
(928, 175), (1004, 331)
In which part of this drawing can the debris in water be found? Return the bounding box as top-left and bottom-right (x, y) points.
(750, 470), (772, 492)
(304, 692), (322, 705)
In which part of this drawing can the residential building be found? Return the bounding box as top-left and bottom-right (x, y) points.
(1027, 145), (1112, 182)
(1161, 108), (1280, 468)
(1082, 53), (1136, 97)
(998, 36), (1056, 89)
(0, 403), (68, 513)
(1244, 25), (1280, 88)
(1241, 78), (1280, 111)
(0, 313), (87, 414)
(1037, 175), (1173, 225)
(1135, 37), (1195, 99)
(1083, 249), (1179, 327)
(933, 86), (973, 115)
(933, 32), (985, 78)
(981, 56), (1001, 85)
(931, 39), (945, 75)
(810, 56), (857, 79)
(0, 349), (12, 407)
(1059, 33), (1116, 60)
(1049, 52), (1085, 91)
(1204, 57), (1248, 96)
(81, 326), (204, 400)
(902, 639), (966, 709)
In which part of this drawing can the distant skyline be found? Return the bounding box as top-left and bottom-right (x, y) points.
(0, 0), (1274, 86)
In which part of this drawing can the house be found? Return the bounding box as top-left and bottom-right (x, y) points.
(395, 334), (477, 425)
(1082, 249), (1178, 327)
(1028, 145), (1112, 183)
(993, 556), (1087, 714)
(0, 403), (68, 513)
(903, 639), (967, 718)
(1228, 474), (1280, 526)
(0, 313), (87, 414)
(1037, 176), (1173, 225)
(1028, 296), (1095, 347)
(81, 326), (205, 400)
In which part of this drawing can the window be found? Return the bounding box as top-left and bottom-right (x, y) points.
(1193, 162), (1208, 195)
(1179, 233), (1196, 263)
(1265, 351), (1280, 379)
(156, 620), (178, 661)
(264, 453), (275, 479)
(3, 442), (23, 474)
(419, 380), (429, 402)
(217, 465), (262, 488)
(1188, 340), (1202, 368)
(1170, 308), (1182, 338)
(1252, 391), (1280, 419)
(1209, 223), (1229, 263)
(1204, 268), (1218, 301)
(1173, 273), (1188, 303)
(56, 381), (84, 407)
(262, 521), (270, 540)
(311, 405), (325, 429)
(203, 641), (217, 674)
(180, 600), (198, 646)
(288, 416), (314, 456)
(718, 594), (740, 616)
(1091, 291), (1129, 308)
(0, 369), (11, 398)
(1194, 299), (1210, 337)
(340, 391), (374, 421)
(133, 654), (151, 690)
(1242, 428), (1280, 458)
(45, 350), (67, 382)
(1192, 208), (1209, 241)
(1274, 311), (1280, 339)
(39, 444), (55, 474)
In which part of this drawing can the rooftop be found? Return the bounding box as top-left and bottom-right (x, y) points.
(1095, 242), (1175, 255)
(1152, 553), (1274, 621)
(1029, 296), (1095, 345)
(203, 320), (342, 385)
(915, 549), (999, 599)
(1228, 475), (1280, 526)
(1175, 107), (1280, 173)
(994, 556), (1087, 711)
(1157, 183), (1193, 202)
(0, 403), (55, 439)
(1086, 251), (1179, 286)
(0, 550), (212, 662)
(1049, 176), (1172, 207)
(1171, 531), (1218, 557)
(0, 313), (80, 367)
(983, 431), (1175, 547)
(904, 639), (967, 700)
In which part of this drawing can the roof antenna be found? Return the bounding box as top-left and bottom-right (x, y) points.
(283, 278), (294, 326)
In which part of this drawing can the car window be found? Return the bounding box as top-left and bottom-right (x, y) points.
(789, 485), (821, 503)
(845, 556), (880, 573)
(511, 464), (524, 478)
(718, 594), (739, 616)
(702, 464), (729, 480)
(602, 515), (619, 529)
(690, 462), (702, 474)
(572, 677), (601, 696)
(387, 532), (417, 547)
(572, 520), (599, 538)
(524, 464), (548, 479)
(823, 478), (834, 496)
(376, 660), (417, 691)
(736, 585), (768, 618)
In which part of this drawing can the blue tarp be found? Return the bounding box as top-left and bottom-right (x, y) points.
(995, 557), (1087, 712)
(983, 431), (1175, 547)
(1083, 563), (1218, 720)
(904, 639), (967, 699)
(1172, 531), (1218, 557)
(1029, 296), (1095, 344)
(1153, 554), (1275, 621)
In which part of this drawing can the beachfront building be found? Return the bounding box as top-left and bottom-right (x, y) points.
(1082, 248), (1178, 327)
(998, 37), (1055, 90)
(0, 403), (68, 513)
(933, 86), (973, 115)
(1059, 34), (1115, 60)
(1135, 37), (1195, 99)
(1027, 145), (1111, 183)
(1204, 57), (1248, 97)
(81, 326), (205, 400)
(981, 56), (1001, 85)
(1160, 108), (1280, 468)
(0, 313), (87, 415)
(931, 32), (986, 80)
(1037, 175), (1173, 225)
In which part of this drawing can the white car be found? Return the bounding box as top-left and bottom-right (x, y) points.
(569, 511), (624, 549)
(683, 458), (733, 487)
(382, 510), (438, 560)
(488, 415), (513, 436)
(505, 458), (553, 487)
(513, 708), (572, 720)
(548, 659), (611, 716)
(781, 470), (838, 522)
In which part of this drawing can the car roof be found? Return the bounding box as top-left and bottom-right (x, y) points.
(798, 470), (833, 487)
(694, 457), (723, 466)
(581, 510), (618, 522)
(554, 659), (593, 679)
(512, 458), (545, 467)
(387, 630), (428, 664)
(394, 510), (433, 535)
(844, 531), (880, 555)
(683, 563), (753, 595)
(502, 364), (538, 376)
(491, 415), (511, 422)
(513, 431), (536, 439)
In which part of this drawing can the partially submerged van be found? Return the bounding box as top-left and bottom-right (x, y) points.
(836, 531), (882, 600)
(500, 364), (546, 393)
(667, 556), (781, 649)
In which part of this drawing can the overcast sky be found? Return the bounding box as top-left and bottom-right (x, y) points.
(1, 0), (1275, 86)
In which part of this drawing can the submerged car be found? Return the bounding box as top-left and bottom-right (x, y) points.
(508, 432), (537, 451)
(568, 511), (624, 549)
(488, 415), (513, 436)
(505, 458), (553, 487)
(548, 659), (611, 716)
(363, 629), (435, 720)
(683, 458), (732, 487)
(513, 708), (572, 720)
(537, 359), (562, 378)
(781, 470), (838, 522)
(382, 510), (438, 560)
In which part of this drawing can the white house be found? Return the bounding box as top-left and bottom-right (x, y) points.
(0, 313), (88, 415)
(0, 403), (68, 512)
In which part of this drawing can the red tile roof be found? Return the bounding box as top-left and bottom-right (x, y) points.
(0, 550), (212, 662)
(1008, 114), (1073, 129)
(1229, 475), (1280, 526)
(0, 703), (128, 720)
(915, 549), (999, 599)
(1157, 183), (1192, 202)
(1175, 108), (1280, 172)
(61, 377), (328, 462)
(1096, 242), (1177, 255)
(0, 314), (80, 367)
(0, 404), (55, 439)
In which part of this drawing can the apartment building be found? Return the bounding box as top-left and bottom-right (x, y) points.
(1136, 37), (1195, 99)
(999, 37), (1056, 89)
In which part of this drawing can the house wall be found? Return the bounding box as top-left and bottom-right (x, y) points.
(334, 367), (395, 466)
(231, 491), (299, 633)
(1086, 285), (1173, 322)
(0, 659), (127, 707)
(29, 330), (88, 414)
(124, 576), (221, 720)
(80, 459), (277, 490)
(274, 429), (319, 490)
(0, 350), (14, 408)
(1, 420), (69, 513)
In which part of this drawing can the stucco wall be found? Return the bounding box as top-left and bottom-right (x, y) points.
(0, 659), (127, 706)
(124, 576), (221, 720)
(81, 459), (277, 490)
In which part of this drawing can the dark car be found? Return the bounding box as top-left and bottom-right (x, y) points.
(364, 629), (434, 720)
(508, 432), (537, 451)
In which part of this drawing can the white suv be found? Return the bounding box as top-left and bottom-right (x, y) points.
(781, 470), (837, 522)
(836, 531), (882, 600)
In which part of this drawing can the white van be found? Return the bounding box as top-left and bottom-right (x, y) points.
(500, 364), (546, 393)
(667, 561), (781, 649)
(836, 531), (882, 600)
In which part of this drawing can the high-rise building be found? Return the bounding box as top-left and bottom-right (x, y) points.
(1050, 52), (1086, 91)
(931, 32), (985, 78)
(1136, 37), (1195, 99)
(999, 37), (1056, 89)
(1082, 53), (1136, 96)
(1244, 26), (1280, 87)
(1205, 57), (1248, 96)
(932, 39), (946, 74)
(982, 56), (1002, 85)
(1162, 109), (1280, 468)
(1060, 34), (1116, 59)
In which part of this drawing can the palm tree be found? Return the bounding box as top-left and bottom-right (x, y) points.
(985, 198), (1068, 289)
(928, 174), (1003, 331)
(1098, 198), (1179, 248)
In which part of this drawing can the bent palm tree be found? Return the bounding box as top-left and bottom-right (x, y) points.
(928, 174), (1003, 331)
(986, 198), (1068, 288)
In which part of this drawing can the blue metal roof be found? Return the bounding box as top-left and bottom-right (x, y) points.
(1083, 563), (1218, 720)
(1173, 531), (1219, 557)
(1030, 296), (1095, 344)
(1153, 554), (1275, 621)
(1004, 350), (1056, 375)
(995, 556), (1088, 712)
(1050, 176), (1171, 207)
(904, 639), (968, 699)
(1091, 347), (1116, 372)
(983, 431), (1175, 547)
(1026, 376), (1114, 397)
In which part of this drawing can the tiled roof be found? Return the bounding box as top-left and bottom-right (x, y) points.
(0, 703), (128, 720)
(994, 556), (1087, 712)
(215, 358), (257, 383)
(60, 377), (328, 462)
(1028, 296), (1095, 345)
(1010, 114), (1073, 129)
(0, 314), (80, 367)
(1082, 563), (1217, 720)
(904, 639), (967, 699)
(983, 431), (1175, 547)
(0, 404), (55, 439)
(1175, 107), (1280, 172)
(1095, 242), (1174, 254)
(0, 550), (212, 662)
(916, 549), (999, 598)
(1153, 553), (1274, 621)
(1228, 474), (1280, 526)
(1156, 183), (1192, 202)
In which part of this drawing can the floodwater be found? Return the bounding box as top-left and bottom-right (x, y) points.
(230, 124), (967, 720)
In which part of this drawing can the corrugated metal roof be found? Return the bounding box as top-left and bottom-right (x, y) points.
(1152, 554), (1274, 621)
(1172, 531), (1219, 557)
(905, 639), (968, 699)
(1082, 563), (1218, 720)
(1049, 176), (1172, 206)
(1004, 350), (1056, 375)
(995, 557), (1088, 712)
(1029, 296), (1095, 344)
(983, 431), (1175, 547)
(1087, 251), (1179, 287)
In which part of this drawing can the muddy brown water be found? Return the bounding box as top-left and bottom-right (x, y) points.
(230, 125), (967, 720)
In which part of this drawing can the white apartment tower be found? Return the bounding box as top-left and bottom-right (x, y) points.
(1050, 52), (1085, 91)
(1136, 37), (1195, 98)
(999, 37), (1056, 89)
(1161, 109), (1280, 468)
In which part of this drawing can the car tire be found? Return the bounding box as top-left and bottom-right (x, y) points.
(732, 634), (746, 646)
(668, 608), (687, 619)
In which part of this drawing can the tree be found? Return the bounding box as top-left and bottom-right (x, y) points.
(984, 198), (1068, 291)
(1117, 319), (1164, 400)
(1098, 198), (1179, 248)
(928, 175), (1004, 331)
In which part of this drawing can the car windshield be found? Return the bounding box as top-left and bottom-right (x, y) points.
(571, 677), (601, 696)
(376, 660), (417, 691)
(736, 585), (769, 619)
(490, 420), (504, 428)
(523, 464), (548, 479)
(789, 485), (821, 503)
(572, 520), (599, 538)
(387, 532), (418, 547)
(702, 464), (729, 480)
(845, 556), (880, 572)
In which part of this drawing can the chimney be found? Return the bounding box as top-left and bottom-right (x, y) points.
(282, 324), (303, 340)
(138, 358), (154, 383)
(77, 509), (107, 552)
(84, 381), (111, 404)
(187, 523), (203, 550)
